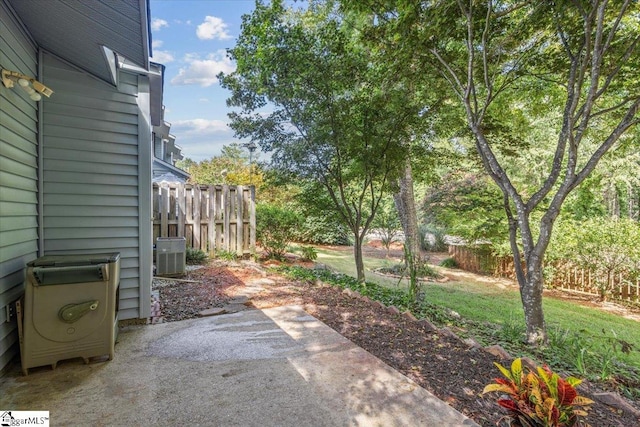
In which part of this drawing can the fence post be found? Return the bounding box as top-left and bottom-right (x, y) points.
(208, 185), (216, 254)
(223, 185), (230, 252)
(236, 185), (243, 255)
(177, 183), (185, 237)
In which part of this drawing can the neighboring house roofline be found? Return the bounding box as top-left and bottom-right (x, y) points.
(153, 158), (191, 180)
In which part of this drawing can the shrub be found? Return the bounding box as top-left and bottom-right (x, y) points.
(299, 245), (318, 261)
(297, 215), (351, 245)
(483, 358), (593, 427)
(256, 203), (302, 259)
(439, 257), (458, 268)
(216, 250), (238, 261)
(419, 223), (448, 252)
(186, 247), (208, 265)
(549, 218), (640, 301)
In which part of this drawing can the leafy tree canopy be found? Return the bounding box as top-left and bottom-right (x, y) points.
(187, 143), (264, 188)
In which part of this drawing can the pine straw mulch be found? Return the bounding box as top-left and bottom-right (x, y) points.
(155, 261), (640, 427)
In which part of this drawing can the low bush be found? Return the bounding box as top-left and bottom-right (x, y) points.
(439, 257), (458, 268)
(186, 247), (208, 265)
(420, 223), (448, 252)
(256, 203), (302, 259)
(299, 245), (318, 261)
(297, 215), (351, 245)
(376, 262), (439, 279)
(216, 250), (238, 261)
(483, 358), (593, 427)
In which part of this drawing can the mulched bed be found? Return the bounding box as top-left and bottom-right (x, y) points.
(154, 261), (640, 427)
(153, 266), (245, 322)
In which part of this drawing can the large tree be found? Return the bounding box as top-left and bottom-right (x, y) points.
(220, 0), (419, 281)
(349, 0), (640, 343)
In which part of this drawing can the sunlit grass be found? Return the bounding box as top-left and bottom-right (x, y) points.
(313, 246), (403, 287)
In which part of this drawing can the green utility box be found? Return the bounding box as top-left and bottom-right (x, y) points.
(18, 253), (120, 375)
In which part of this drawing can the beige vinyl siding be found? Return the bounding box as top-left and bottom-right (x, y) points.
(0, 2), (39, 372)
(41, 54), (143, 320)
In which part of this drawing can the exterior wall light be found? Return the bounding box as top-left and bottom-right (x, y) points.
(1, 68), (53, 101)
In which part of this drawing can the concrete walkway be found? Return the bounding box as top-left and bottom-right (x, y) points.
(0, 305), (478, 426)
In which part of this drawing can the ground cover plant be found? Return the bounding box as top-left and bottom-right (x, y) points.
(298, 245), (318, 262)
(185, 247), (208, 265)
(483, 358), (594, 426)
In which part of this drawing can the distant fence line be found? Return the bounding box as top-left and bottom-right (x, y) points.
(153, 183), (256, 256)
(448, 245), (640, 303)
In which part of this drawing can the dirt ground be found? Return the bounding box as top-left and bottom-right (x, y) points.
(154, 242), (640, 427)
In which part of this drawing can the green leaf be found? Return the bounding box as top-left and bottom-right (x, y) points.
(494, 361), (514, 381)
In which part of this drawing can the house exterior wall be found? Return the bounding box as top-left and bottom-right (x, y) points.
(0, 2), (39, 373)
(40, 53), (152, 321)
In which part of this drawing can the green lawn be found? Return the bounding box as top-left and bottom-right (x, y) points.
(423, 280), (640, 367)
(311, 245), (640, 370)
(313, 246), (412, 287)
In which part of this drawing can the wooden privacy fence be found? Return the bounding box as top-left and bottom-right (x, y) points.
(153, 183), (256, 256)
(449, 244), (640, 303)
(551, 262), (640, 301)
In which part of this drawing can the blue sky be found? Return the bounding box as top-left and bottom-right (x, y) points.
(149, 0), (258, 162)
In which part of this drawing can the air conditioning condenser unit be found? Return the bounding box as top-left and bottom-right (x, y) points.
(156, 237), (186, 276)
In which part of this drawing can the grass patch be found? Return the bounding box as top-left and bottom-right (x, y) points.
(421, 283), (640, 366)
(313, 246), (417, 288)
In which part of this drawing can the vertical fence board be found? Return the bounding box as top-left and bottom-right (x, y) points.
(177, 183), (185, 237)
(207, 185), (216, 253)
(193, 185), (201, 250)
(236, 185), (243, 255)
(160, 184), (169, 237)
(249, 186), (256, 253)
(215, 187), (224, 250)
(222, 185), (231, 252)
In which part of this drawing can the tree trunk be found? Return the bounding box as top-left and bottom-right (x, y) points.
(393, 157), (421, 265)
(604, 183), (620, 218)
(520, 255), (546, 344)
(353, 234), (366, 283)
(627, 183), (638, 221)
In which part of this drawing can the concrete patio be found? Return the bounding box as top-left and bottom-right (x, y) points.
(0, 305), (478, 426)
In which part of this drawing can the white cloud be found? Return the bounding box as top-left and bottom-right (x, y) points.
(172, 119), (230, 135)
(151, 18), (168, 31)
(183, 52), (200, 62)
(196, 16), (231, 40)
(171, 120), (256, 161)
(170, 51), (235, 87)
(151, 50), (175, 63)
(152, 40), (163, 48)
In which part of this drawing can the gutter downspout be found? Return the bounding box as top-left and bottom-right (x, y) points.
(37, 48), (44, 257)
